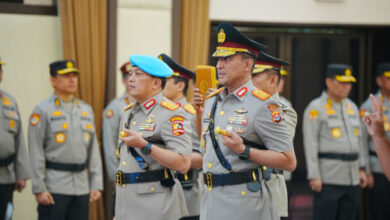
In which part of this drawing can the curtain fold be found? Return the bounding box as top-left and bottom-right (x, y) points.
(179, 0), (210, 100)
(59, 0), (107, 219)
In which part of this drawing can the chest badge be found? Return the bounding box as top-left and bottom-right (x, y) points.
(235, 108), (248, 114)
(228, 115), (248, 125)
(55, 132), (66, 143)
(331, 128), (342, 138)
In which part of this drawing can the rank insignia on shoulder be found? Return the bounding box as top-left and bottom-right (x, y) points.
(30, 113), (40, 126)
(161, 101), (179, 111)
(170, 116), (185, 136)
(309, 109), (319, 121)
(183, 103), (196, 115)
(252, 89), (271, 101)
(2, 96), (12, 106)
(105, 109), (114, 118)
(206, 87), (224, 99)
(123, 103), (135, 111)
(144, 99), (156, 110)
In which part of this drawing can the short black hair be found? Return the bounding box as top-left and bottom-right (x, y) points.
(158, 77), (166, 89)
(173, 76), (189, 96)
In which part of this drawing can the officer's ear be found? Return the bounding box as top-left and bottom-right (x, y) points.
(376, 76), (384, 88)
(325, 77), (333, 89)
(151, 77), (163, 90)
(50, 76), (57, 88)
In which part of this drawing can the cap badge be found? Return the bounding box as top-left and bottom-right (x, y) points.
(218, 28), (226, 44)
(66, 61), (74, 69)
(345, 68), (351, 76)
(126, 63), (132, 72)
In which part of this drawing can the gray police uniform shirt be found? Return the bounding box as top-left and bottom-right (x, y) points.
(279, 95), (296, 181)
(102, 92), (132, 181)
(0, 90), (30, 183)
(265, 93), (297, 217)
(177, 97), (202, 217)
(360, 91), (388, 174)
(115, 92), (192, 220)
(303, 91), (365, 186)
(200, 80), (294, 220)
(28, 94), (103, 195)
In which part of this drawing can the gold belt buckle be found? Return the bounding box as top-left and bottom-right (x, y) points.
(116, 170), (123, 187)
(206, 172), (213, 192)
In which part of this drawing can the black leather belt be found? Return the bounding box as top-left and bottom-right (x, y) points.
(369, 150), (377, 157)
(318, 152), (358, 161)
(204, 169), (260, 188)
(116, 169), (173, 186)
(0, 153), (15, 166)
(46, 161), (87, 172)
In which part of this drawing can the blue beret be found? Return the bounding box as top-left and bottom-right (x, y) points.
(129, 55), (173, 77)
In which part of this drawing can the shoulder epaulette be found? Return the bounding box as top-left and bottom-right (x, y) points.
(183, 103), (197, 115)
(252, 89), (271, 101)
(206, 87), (224, 99)
(123, 103), (135, 111)
(160, 101), (179, 111)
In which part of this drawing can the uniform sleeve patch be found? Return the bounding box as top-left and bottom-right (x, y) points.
(309, 109), (319, 121)
(183, 104), (197, 115)
(160, 101), (179, 111)
(30, 113), (40, 126)
(252, 89), (271, 101)
(2, 96), (12, 106)
(267, 104), (282, 123)
(170, 116), (185, 136)
(105, 109), (114, 118)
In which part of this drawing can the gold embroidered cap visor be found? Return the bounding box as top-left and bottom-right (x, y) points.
(212, 47), (254, 58)
(334, 75), (356, 83)
(252, 64), (277, 74)
(57, 67), (80, 75)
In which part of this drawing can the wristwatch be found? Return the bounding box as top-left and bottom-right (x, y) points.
(238, 145), (250, 160)
(140, 142), (152, 155)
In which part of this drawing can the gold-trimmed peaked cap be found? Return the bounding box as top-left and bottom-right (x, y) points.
(377, 62), (390, 78)
(158, 53), (195, 80)
(327, 64), (356, 83)
(253, 51), (289, 75)
(50, 60), (79, 76)
(212, 22), (267, 58)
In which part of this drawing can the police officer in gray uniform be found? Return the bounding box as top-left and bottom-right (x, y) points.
(103, 61), (133, 182)
(251, 51), (296, 219)
(303, 64), (367, 220)
(28, 60), (103, 220)
(360, 62), (390, 220)
(0, 58), (30, 220)
(115, 55), (192, 220)
(160, 53), (203, 220)
(200, 22), (296, 220)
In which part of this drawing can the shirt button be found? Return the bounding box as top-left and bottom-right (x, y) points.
(151, 187), (155, 192)
(132, 121), (136, 126)
(241, 191), (246, 196)
(208, 163), (212, 169)
(122, 161), (126, 166)
(220, 111), (225, 116)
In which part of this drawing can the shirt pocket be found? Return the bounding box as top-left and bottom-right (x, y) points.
(49, 118), (69, 146)
(3, 109), (19, 133)
(326, 119), (343, 139)
(80, 120), (95, 146)
(348, 118), (361, 137)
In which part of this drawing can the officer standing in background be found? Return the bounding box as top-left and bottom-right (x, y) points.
(160, 53), (203, 220)
(251, 51), (296, 219)
(103, 61), (133, 183)
(115, 55), (192, 220)
(303, 64), (367, 220)
(360, 62), (390, 220)
(200, 22), (296, 220)
(0, 58), (30, 220)
(28, 60), (103, 220)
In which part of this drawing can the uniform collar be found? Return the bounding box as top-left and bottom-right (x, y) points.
(176, 97), (187, 107)
(220, 79), (253, 102)
(52, 93), (80, 109)
(138, 92), (163, 115)
(121, 92), (132, 105)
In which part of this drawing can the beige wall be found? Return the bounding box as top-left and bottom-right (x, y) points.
(0, 13), (62, 220)
(210, 0), (390, 25)
(116, 0), (172, 96)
